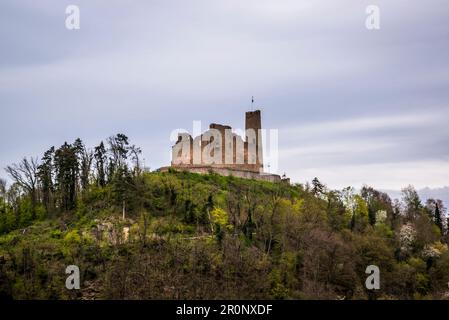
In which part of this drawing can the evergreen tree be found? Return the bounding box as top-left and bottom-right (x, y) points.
(311, 177), (325, 196)
(54, 142), (78, 211)
(108, 133), (130, 178)
(73, 139), (93, 192)
(94, 141), (107, 187)
(435, 202), (443, 232)
(37, 147), (55, 214)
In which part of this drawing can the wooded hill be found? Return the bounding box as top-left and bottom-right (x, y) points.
(0, 134), (448, 299)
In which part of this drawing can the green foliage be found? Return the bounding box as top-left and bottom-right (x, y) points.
(1, 135), (448, 300)
(18, 197), (34, 226)
(210, 207), (231, 230)
(64, 229), (81, 245)
(50, 229), (62, 239)
(269, 269), (290, 299)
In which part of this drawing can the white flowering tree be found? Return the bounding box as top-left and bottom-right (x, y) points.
(399, 223), (416, 255)
(375, 210), (387, 226)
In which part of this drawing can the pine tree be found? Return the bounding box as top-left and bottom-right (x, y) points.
(311, 177), (324, 196)
(435, 202), (443, 233)
(37, 147), (55, 214)
(54, 142), (79, 211)
(94, 141), (107, 187)
(73, 139), (93, 192)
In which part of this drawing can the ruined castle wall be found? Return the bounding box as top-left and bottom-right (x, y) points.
(160, 166), (282, 183)
(171, 110), (265, 173)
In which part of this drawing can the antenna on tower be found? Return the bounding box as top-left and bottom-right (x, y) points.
(251, 96), (254, 110)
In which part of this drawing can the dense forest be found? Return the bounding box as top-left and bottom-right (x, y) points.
(0, 134), (448, 300)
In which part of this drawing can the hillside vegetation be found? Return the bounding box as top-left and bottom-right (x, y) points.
(0, 134), (448, 300)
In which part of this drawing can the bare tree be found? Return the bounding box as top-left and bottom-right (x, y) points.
(5, 157), (39, 218)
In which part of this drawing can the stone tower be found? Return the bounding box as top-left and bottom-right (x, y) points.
(245, 110), (263, 172)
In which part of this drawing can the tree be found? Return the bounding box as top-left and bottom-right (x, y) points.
(353, 194), (369, 231)
(435, 202), (442, 233)
(54, 142), (79, 211)
(447, 218), (449, 237)
(108, 133), (130, 178)
(326, 190), (348, 231)
(391, 199), (402, 230)
(80, 147), (93, 192)
(361, 186), (393, 226)
(425, 198), (446, 234)
(312, 177), (325, 196)
(111, 166), (134, 218)
(38, 147), (55, 214)
(5, 157), (39, 219)
(73, 138), (84, 189)
(0, 178), (6, 199)
(401, 185), (422, 221)
(0, 208), (14, 235)
(5, 182), (21, 227)
(0, 178), (6, 227)
(210, 207), (229, 243)
(94, 141), (107, 187)
(129, 145), (142, 176)
(341, 187), (368, 232)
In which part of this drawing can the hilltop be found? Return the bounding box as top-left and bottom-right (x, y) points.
(0, 135), (448, 300)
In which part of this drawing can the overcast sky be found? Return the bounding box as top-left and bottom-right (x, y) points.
(1, 0), (449, 190)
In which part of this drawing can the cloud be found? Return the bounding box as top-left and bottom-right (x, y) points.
(0, 0), (449, 191)
(281, 113), (442, 139)
(278, 111), (449, 188)
(287, 160), (449, 190)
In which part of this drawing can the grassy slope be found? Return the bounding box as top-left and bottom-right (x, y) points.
(0, 171), (448, 300)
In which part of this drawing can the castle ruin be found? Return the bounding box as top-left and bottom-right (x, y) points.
(159, 110), (287, 183)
